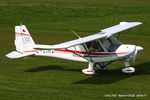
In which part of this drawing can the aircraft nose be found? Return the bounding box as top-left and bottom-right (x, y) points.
(136, 46), (143, 51)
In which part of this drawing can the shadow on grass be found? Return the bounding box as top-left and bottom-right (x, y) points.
(25, 65), (81, 72)
(24, 62), (150, 84)
(73, 61), (150, 84)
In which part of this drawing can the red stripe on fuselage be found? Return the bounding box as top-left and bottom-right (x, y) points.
(15, 32), (30, 36)
(24, 50), (36, 53)
(54, 49), (128, 55)
(127, 69), (134, 71)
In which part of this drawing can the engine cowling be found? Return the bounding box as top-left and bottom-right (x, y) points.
(122, 67), (135, 74)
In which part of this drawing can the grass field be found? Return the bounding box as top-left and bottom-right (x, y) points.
(0, 0), (150, 99)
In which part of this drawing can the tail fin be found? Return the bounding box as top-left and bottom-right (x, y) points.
(6, 25), (36, 58)
(15, 25), (35, 52)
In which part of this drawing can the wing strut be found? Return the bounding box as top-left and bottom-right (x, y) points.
(65, 48), (91, 62)
(119, 29), (132, 41)
(65, 44), (94, 62)
(83, 44), (93, 62)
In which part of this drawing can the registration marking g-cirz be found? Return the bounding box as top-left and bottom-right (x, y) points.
(36, 50), (54, 54)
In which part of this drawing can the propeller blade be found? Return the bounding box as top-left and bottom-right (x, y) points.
(132, 46), (138, 65)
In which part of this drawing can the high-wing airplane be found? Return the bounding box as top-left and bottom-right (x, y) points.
(6, 22), (143, 75)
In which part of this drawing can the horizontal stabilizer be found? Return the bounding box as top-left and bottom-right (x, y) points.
(6, 51), (35, 58)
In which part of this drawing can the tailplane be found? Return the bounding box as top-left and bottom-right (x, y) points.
(6, 25), (36, 58)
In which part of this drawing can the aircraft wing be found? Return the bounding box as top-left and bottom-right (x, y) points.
(34, 22), (142, 49)
(101, 22), (142, 37)
(34, 33), (107, 49)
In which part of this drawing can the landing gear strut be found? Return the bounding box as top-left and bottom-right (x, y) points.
(94, 62), (113, 71)
(82, 62), (113, 75)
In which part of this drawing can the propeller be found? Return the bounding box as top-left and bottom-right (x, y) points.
(132, 45), (138, 65)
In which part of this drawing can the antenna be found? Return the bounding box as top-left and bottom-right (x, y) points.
(70, 30), (81, 38)
(20, 22), (22, 26)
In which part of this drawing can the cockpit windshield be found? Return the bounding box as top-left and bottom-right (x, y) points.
(102, 36), (121, 52)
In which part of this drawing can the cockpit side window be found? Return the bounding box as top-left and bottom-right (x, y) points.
(86, 40), (104, 52)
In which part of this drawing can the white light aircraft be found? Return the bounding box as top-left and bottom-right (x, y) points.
(6, 22), (143, 75)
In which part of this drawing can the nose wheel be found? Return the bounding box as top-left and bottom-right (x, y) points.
(122, 59), (135, 74)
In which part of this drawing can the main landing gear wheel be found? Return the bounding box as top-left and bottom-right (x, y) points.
(82, 62), (112, 75)
(82, 69), (95, 75)
(82, 62), (95, 75)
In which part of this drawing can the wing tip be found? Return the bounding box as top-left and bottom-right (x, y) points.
(119, 22), (142, 25)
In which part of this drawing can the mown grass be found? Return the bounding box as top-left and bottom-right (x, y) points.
(0, 0), (150, 100)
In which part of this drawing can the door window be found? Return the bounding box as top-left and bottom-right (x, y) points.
(86, 40), (104, 52)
